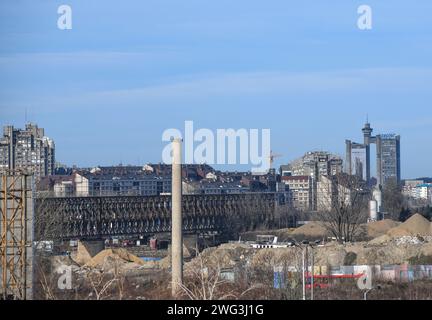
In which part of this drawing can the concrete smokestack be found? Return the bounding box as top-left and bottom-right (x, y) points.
(171, 138), (183, 297)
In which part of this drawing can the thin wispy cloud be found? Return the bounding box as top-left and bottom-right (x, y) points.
(61, 67), (432, 104)
(0, 49), (182, 66)
(1, 0), (431, 177)
(3, 67), (431, 115)
(375, 118), (432, 131)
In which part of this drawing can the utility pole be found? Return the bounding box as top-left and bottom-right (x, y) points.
(298, 241), (317, 301)
(311, 247), (315, 301)
(171, 138), (183, 297)
(302, 247), (306, 301)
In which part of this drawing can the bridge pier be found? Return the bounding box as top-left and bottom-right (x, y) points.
(76, 240), (105, 265)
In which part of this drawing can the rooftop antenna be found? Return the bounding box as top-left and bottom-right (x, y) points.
(25, 107), (28, 124)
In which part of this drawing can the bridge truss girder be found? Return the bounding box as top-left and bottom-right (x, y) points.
(35, 193), (279, 240)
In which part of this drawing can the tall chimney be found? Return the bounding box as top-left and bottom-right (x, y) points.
(171, 138), (183, 297)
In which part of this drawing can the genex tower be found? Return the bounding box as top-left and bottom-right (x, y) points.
(346, 121), (401, 187)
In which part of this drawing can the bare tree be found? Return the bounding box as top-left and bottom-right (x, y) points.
(179, 250), (234, 300)
(86, 271), (119, 300)
(32, 193), (67, 300)
(178, 247), (263, 300)
(35, 262), (57, 300)
(316, 174), (369, 242)
(381, 179), (406, 220)
(274, 204), (298, 229)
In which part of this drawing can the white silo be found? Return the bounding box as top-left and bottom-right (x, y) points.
(369, 200), (378, 221)
(373, 187), (382, 213)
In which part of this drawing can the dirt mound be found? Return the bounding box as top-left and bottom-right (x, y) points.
(421, 243), (432, 256)
(291, 222), (329, 238)
(368, 234), (392, 245)
(314, 245), (347, 267)
(158, 244), (195, 270)
(85, 248), (145, 269)
(355, 244), (415, 265)
(251, 248), (299, 268)
(159, 256), (171, 270)
(202, 244), (252, 269)
(387, 214), (431, 238)
(367, 220), (401, 238)
(184, 243), (254, 271)
(250, 244), (347, 268)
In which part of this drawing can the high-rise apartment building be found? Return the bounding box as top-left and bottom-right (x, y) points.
(0, 123), (55, 177)
(346, 141), (367, 181)
(346, 122), (401, 186)
(281, 151), (343, 179)
(376, 134), (401, 186)
(280, 151), (343, 211)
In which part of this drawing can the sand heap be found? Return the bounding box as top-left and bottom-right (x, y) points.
(84, 248), (146, 270)
(369, 214), (432, 245)
(366, 220), (401, 239)
(291, 221), (329, 238)
(387, 214), (432, 238)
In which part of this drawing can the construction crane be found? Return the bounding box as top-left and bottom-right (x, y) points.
(269, 150), (283, 171)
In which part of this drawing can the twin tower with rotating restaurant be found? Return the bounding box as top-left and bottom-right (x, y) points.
(345, 121), (401, 187)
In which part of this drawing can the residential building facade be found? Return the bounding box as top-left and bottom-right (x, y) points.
(281, 151), (343, 179)
(280, 151), (343, 211)
(74, 166), (172, 197)
(0, 123), (55, 177)
(403, 181), (432, 203)
(402, 180), (425, 198)
(281, 176), (312, 211)
(317, 174), (368, 212)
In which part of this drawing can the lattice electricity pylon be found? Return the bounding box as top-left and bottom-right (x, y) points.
(0, 172), (33, 300)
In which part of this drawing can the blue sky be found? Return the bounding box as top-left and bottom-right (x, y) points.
(0, 1), (431, 178)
